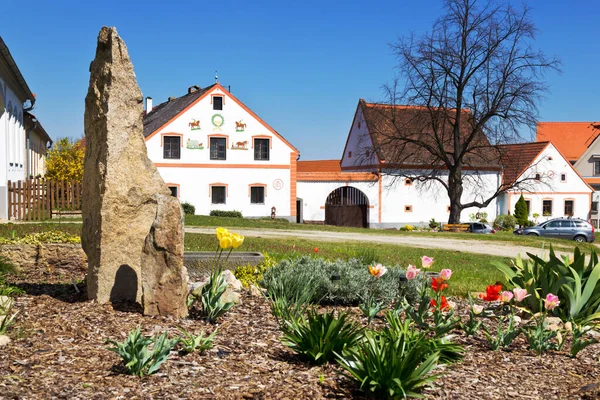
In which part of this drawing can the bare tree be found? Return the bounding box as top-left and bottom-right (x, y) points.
(370, 0), (560, 223)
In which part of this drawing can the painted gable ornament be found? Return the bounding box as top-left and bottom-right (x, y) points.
(235, 120), (246, 132)
(212, 114), (224, 131)
(186, 138), (204, 150)
(231, 140), (248, 150)
(188, 118), (201, 131)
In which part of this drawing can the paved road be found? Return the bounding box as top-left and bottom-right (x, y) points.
(185, 227), (573, 259)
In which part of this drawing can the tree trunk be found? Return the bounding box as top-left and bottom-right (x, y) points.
(447, 169), (463, 224)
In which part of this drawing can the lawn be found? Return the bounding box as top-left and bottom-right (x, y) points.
(184, 214), (598, 252)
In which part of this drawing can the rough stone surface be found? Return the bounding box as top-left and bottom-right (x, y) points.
(0, 335), (10, 347)
(141, 195), (188, 317)
(221, 270), (243, 291)
(0, 244), (86, 273)
(82, 26), (187, 318)
(249, 284), (264, 297)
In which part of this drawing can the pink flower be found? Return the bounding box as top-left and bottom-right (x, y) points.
(512, 288), (530, 302)
(405, 264), (421, 280)
(421, 256), (434, 268)
(500, 291), (514, 303)
(544, 293), (560, 310)
(440, 269), (452, 281)
(472, 305), (484, 315)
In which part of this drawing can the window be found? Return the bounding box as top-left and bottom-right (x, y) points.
(524, 200), (531, 215)
(542, 199), (553, 215)
(254, 139), (270, 161)
(560, 173), (567, 182)
(210, 137), (227, 160)
(213, 96), (223, 110)
(250, 186), (265, 204)
(348, 151), (352, 158)
(168, 186), (178, 197)
(163, 136), (181, 159)
(593, 201), (598, 212)
(564, 200), (574, 216)
(404, 178), (413, 186)
(535, 173), (541, 181)
(211, 186), (226, 204)
(545, 221), (559, 228)
(404, 205), (413, 212)
(560, 220), (574, 228)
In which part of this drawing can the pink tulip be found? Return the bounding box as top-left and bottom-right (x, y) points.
(421, 256), (434, 268)
(544, 293), (560, 310)
(440, 269), (452, 281)
(406, 264), (421, 280)
(472, 305), (484, 315)
(500, 291), (514, 302)
(512, 288), (530, 302)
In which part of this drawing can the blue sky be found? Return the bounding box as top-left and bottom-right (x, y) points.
(2, 0), (599, 160)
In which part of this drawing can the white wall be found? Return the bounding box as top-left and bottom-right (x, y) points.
(0, 76), (26, 219)
(340, 105), (379, 170)
(158, 166), (292, 218)
(298, 169), (500, 228)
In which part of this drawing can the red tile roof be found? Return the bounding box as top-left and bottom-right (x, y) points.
(536, 122), (600, 162)
(497, 141), (549, 185)
(297, 160), (378, 182)
(360, 101), (502, 169)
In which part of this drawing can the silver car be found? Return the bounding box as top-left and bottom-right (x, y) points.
(513, 218), (596, 242)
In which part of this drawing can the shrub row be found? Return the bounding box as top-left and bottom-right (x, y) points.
(209, 210), (243, 218)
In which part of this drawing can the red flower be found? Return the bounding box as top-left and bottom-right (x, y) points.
(430, 296), (450, 310)
(431, 277), (449, 292)
(313, 247), (319, 253)
(479, 284), (503, 301)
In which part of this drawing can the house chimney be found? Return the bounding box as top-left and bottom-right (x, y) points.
(145, 96), (153, 113)
(188, 85), (200, 94)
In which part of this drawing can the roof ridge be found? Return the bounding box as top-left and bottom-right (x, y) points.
(538, 121), (597, 124)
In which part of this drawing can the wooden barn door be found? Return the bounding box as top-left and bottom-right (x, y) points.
(324, 187), (369, 228)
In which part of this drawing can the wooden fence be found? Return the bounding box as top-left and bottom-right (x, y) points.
(7, 178), (82, 221)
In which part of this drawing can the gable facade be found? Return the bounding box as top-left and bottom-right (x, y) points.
(498, 142), (592, 222)
(144, 83), (299, 220)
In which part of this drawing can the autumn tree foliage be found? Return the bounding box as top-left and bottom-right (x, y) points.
(45, 137), (85, 182)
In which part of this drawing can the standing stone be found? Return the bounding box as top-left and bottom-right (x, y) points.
(82, 26), (188, 318)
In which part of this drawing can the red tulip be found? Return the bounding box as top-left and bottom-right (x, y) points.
(430, 296), (450, 310)
(431, 277), (449, 292)
(479, 284), (503, 301)
(313, 247), (319, 253)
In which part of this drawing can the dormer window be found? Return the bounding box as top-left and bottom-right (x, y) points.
(213, 96), (223, 110)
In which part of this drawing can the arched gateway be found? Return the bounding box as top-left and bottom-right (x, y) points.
(324, 186), (369, 228)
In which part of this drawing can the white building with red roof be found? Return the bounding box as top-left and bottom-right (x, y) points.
(143, 83), (299, 220)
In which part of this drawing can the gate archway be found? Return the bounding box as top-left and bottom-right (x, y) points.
(325, 186), (369, 228)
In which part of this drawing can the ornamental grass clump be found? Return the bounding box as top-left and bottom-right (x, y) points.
(336, 312), (449, 399)
(106, 326), (178, 377)
(280, 309), (363, 365)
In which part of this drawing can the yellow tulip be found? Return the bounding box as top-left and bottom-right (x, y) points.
(231, 232), (244, 249)
(219, 235), (232, 249)
(216, 227), (230, 241)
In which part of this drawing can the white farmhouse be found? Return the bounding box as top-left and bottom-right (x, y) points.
(0, 37), (52, 219)
(497, 141), (593, 222)
(143, 83), (299, 220)
(299, 100), (502, 228)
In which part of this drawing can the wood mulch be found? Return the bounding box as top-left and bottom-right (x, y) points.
(1, 262), (600, 399)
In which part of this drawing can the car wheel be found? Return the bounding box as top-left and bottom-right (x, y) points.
(574, 235), (587, 243)
(527, 233), (539, 236)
